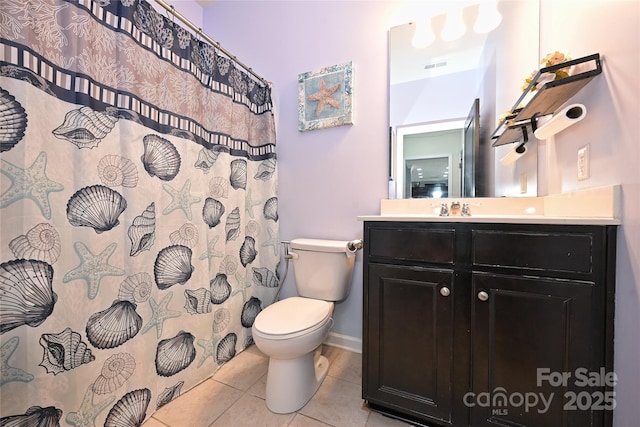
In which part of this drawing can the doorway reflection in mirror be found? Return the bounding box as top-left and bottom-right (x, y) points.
(407, 156), (451, 198)
(394, 119), (465, 199)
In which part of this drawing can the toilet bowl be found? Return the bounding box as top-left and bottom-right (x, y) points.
(252, 297), (334, 414)
(251, 238), (357, 414)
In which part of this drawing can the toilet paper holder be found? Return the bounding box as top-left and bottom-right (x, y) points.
(347, 239), (363, 253)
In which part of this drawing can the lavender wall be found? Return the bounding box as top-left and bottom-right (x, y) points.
(202, 1), (395, 343)
(149, 0), (203, 28)
(198, 1), (640, 423)
(536, 2), (640, 425)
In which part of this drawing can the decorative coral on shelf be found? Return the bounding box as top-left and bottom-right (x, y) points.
(498, 52), (574, 126)
(497, 110), (517, 126)
(522, 51), (572, 92)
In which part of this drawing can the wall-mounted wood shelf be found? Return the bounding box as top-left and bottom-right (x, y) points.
(491, 53), (602, 147)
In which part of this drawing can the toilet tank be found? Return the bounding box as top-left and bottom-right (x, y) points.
(289, 238), (356, 301)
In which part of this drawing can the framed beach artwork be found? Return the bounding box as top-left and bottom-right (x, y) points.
(298, 61), (353, 131)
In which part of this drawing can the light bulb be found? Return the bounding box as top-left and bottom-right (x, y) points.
(412, 20), (435, 49)
(474, 1), (502, 34)
(441, 8), (466, 42)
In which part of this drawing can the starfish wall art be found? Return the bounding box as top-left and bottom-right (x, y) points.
(298, 61), (353, 131)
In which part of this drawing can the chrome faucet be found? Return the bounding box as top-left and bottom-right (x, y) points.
(434, 201), (470, 217)
(450, 201), (461, 215)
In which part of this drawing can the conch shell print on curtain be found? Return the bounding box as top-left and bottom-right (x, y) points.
(52, 106), (119, 149)
(0, 0), (277, 424)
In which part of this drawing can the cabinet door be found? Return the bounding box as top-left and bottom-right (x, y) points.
(365, 263), (455, 425)
(471, 272), (600, 427)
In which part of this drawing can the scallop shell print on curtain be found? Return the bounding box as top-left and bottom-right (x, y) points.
(0, 0), (277, 424)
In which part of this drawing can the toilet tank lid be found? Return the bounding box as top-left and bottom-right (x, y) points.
(290, 238), (349, 253)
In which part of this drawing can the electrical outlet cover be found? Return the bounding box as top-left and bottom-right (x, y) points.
(520, 172), (527, 193)
(578, 145), (590, 180)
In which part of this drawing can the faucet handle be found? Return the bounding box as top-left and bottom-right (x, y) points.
(461, 201), (483, 216)
(431, 202), (450, 216)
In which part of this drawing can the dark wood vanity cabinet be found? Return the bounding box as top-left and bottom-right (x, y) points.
(366, 264), (458, 423)
(362, 221), (617, 427)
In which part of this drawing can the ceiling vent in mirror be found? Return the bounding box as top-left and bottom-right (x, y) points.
(424, 62), (447, 70)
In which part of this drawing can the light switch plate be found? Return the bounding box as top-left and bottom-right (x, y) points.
(578, 144), (590, 180)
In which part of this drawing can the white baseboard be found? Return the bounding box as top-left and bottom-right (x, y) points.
(323, 331), (362, 354)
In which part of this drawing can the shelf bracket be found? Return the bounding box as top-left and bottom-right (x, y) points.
(518, 125), (529, 144)
(515, 114), (540, 145)
(530, 113), (539, 133)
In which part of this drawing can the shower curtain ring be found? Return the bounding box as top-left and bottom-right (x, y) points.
(165, 5), (175, 24)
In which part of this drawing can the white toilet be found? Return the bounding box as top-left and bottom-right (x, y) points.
(252, 238), (356, 414)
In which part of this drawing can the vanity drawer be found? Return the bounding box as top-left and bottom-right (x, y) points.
(367, 226), (455, 264)
(471, 230), (593, 273)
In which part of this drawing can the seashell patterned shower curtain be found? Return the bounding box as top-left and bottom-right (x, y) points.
(0, 0), (278, 424)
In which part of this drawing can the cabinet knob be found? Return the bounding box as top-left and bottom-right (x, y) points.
(440, 287), (451, 297)
(478, 291), (489, 301)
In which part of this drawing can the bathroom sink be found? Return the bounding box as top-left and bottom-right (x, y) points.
(357, 185), (621, 226)
(378, 196), (542, 217)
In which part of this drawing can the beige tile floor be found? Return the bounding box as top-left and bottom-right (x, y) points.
(142, 344), (413, 427)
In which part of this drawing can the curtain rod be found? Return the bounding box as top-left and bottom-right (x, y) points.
(153, 0), (270, 87)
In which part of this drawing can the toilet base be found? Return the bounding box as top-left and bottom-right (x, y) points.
(265, 348), (330, 414)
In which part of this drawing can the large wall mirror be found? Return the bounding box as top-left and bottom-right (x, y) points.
(389, 0), (540, 199)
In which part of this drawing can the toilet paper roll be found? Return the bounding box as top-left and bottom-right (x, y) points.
(500, 143), (527, 166)
(534, 103), (587, 140)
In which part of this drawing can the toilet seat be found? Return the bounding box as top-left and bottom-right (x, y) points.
(254, 297), (333, 339)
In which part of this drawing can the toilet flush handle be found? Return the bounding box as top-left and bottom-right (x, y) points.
(287, 251), (299, 260)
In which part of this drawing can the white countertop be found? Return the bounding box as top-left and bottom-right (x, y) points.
(358, 185), (622, 226)
(357, 214), (620, 225)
